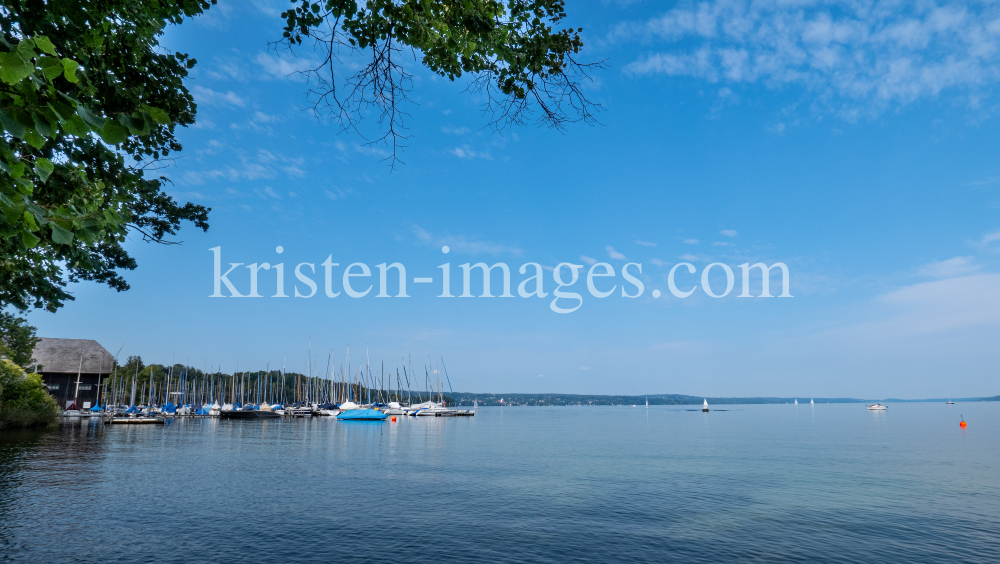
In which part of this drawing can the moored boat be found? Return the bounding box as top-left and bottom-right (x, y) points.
(336, 408), (387, 421)
(867, 403), (888, 410)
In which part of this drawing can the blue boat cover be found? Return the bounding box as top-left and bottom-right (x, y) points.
(163, 402), (177, 413)
(89, 404), (102, 412)
(125, 405), (138, 413)
(337, 408), (387, 421)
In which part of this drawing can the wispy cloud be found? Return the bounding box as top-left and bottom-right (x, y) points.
(450, 146), (493, 160)
(255, 52), (317, 81)
(181, 148), (306, 185)
(918, 256), (979, 278)
(680, 254), (700, 261)
(651, 258), (668, 266)
(635, 239), (657, 247)
(580, 255), (598, 265)
(606, 246), (628, 260)
(720, 229), (737, 237)
(191, 86), (246, 107)
(441, 125), (471, 135)
(413, 226), (522, 256)
(983, 230), (1000, 244)
(712, 241), (733, 246)
(617, 2), (1000, 117)
(683, 238), (699, 244)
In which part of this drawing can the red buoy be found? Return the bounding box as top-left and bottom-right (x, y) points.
(960, 420), (967, 429)
(391, 416), (397, 422)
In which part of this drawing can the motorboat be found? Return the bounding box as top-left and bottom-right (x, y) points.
(867, 403), (888, 410)
(414, 403), (457, 417)
(336, 408), (387, 421)
(316, 402), (340, 416)
(220, 405), (280, 419)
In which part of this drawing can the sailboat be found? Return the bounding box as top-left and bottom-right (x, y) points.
(794, 399), (798, 405)
(702, 399), (709, 412)
(810, 398), (814, 405)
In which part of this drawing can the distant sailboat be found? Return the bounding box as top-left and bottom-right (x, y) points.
(810, 398), (814, 405)
(794, 399), (798, 405)
(702, 399), (709, 412)
(645, 397), (648, 408)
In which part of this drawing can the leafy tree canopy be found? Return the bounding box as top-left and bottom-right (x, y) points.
(279, 0), (601, 164)
(0, 311), (37, 368)
(0, 1), (213, 313)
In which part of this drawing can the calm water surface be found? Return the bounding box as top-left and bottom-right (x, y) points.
(1, 403), (998, 563)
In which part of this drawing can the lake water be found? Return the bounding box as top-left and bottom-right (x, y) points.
(1, 403), (998, 563)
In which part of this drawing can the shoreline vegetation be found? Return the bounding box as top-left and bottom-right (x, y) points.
(449, 393), (1000, 406)
(0, 359), (59, 430)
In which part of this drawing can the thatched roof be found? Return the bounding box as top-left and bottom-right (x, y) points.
(32, 338), (115, 374)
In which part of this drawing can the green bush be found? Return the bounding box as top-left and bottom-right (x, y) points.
(0, 359), (59, 429)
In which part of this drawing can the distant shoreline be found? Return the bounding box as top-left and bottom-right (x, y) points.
(447, 393), (1000, 407)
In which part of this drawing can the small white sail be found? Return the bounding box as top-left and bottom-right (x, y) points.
(702, 399), (709, 412)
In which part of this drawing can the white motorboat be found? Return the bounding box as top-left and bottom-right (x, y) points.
(383, 401), (405, 415)
(867, 403), (888, 410)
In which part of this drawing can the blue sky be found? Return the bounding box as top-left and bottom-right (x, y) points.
(26, 0), (1000, 398)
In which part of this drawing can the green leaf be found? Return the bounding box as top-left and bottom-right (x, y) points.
(61, 58), (80, 83)
(34, 36), (57, 56)
(77, 105), (106, 128)
(0, 108), (27, 138)
(21, 231), (40, 249)
(63, 114), (88, 137)
(16, 38), (36, 56)
(24, 130), (46, 149)
(50, 223), (74, 245)
(6, 161), (25, 178)
(145, 106), (170, 125)
(98, 120), (128, 144)
(38, 56), (63, 80)
(34, 158), (54, 182)
(0, 52), (34, 85)
(22, 211), (38, 231)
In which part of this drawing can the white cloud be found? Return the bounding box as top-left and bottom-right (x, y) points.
(983, 230), (1000, 244)
(680, 254), (700, 261)
(720, 229), (737, 237)
(918, 256), (979, 278)
(712, 241), (733, 246)
(181, 149), (306, 185)
(191, 86), (246, 107)
(413, 226), (522, 256)
(441, 125), (470, 135)
(683, 238), (700, 244)
(635, 240), (657, 247)
(618, 2), (1000, 116)
(875, 274), (1000, 335)
(651, 258), (668, 266)
(450, 146), (493, 160)
(580, 366), (592, 370)
(606, 246), (628, 260)
(254, 111), (282, 123)
(255, 52), (316, 81)
(580, 255), (598, 265)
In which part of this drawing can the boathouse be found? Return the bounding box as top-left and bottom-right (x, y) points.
(31, 338), (115, 409)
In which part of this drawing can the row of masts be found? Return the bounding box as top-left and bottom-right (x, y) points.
(98, 348), (457, 409)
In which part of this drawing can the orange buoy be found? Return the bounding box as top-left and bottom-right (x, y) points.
(391, 416), (397, 422)
(960, 420), (967, 429)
